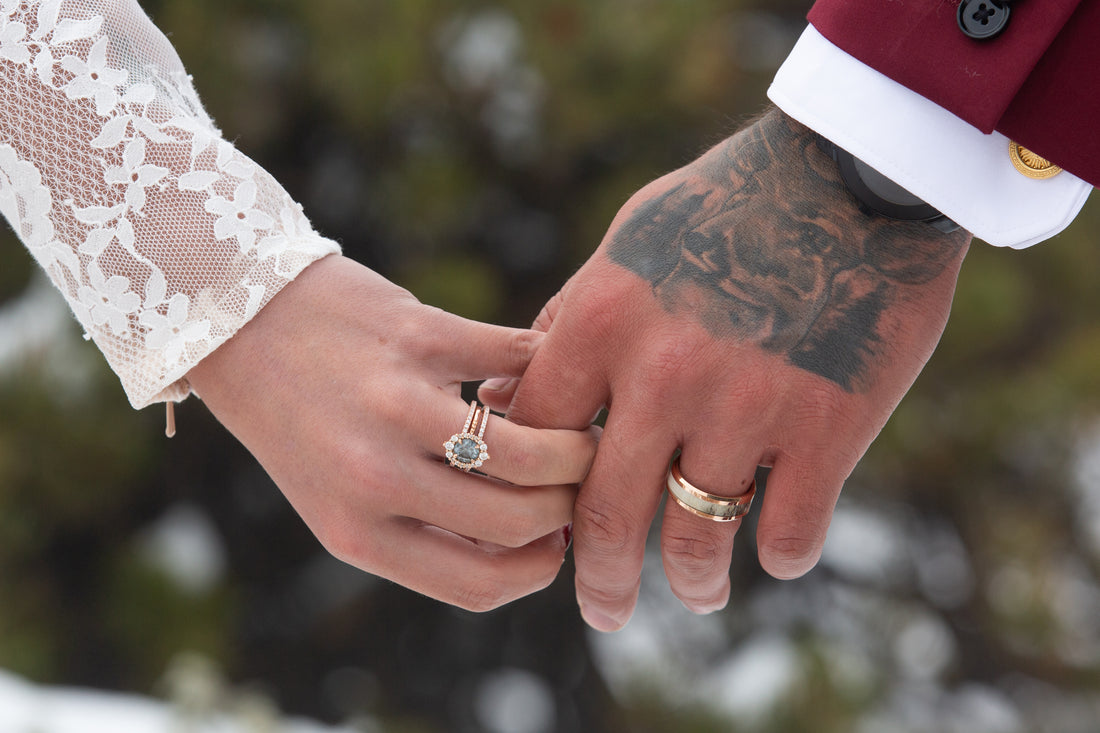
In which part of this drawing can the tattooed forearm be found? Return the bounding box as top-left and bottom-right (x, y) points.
(607, 108), (970, 392)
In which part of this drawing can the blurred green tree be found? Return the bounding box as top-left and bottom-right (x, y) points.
(1, 1), (1099, 731)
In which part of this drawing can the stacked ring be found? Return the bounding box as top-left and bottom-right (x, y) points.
(444, 401), (491, 472)
(666, 457), (755, 522)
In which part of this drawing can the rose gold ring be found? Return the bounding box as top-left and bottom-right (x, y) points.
(666, 457), (755, 522)
(444, 401), (491, 472)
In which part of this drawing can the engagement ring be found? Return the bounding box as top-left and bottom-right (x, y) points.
(445, 401), (491, 472)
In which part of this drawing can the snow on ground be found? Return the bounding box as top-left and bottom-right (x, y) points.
(0, 668), (360, 733)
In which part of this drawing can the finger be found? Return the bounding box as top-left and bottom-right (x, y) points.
(506, 323), (608, 431)
(371, 520), (571, 611)
(754, 457), (845, 579)
(660, 445), (758, 614)
(430, 314), (547, 383)
(478, 377), (519, 412)
(431, 395), (599, 486)
(401, 460), (577, 548)
(477, 288), (563, 414)
(570, 407), (675, 632)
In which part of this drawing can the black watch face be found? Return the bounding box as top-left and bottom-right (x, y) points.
(852, 157), (926, 207)
(836, 148), (940, 221)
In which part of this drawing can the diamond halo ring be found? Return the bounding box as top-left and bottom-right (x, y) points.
(444, 401), (490, 472)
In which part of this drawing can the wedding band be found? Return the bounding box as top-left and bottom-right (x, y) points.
(444, 401), (491, 472)
(666, 457), (755, 522)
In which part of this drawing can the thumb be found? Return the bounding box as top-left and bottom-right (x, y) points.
(506, 291), (608, 431)
(530, 288), (565, 333)
(478, 289), (565, 409)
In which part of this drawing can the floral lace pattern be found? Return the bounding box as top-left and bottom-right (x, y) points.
(0, 0), (339, 407)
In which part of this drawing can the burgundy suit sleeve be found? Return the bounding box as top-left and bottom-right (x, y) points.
(808, 0), (1100, 186)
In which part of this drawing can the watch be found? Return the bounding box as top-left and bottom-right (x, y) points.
(820, 139), (960, 233)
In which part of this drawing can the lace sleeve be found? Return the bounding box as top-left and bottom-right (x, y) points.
(0, 0), (340, 407)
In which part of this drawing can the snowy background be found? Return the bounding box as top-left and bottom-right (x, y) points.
(3, 1), (1100, 731)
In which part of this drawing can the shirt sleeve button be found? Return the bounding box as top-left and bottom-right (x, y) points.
(957, 0), (1012, 39)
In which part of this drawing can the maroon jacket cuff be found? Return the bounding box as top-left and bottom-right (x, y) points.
(807, 0), (1100, 186)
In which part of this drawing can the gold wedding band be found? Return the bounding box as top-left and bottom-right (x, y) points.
(666, 457), (756, 522)
(444, 401), (491, 472)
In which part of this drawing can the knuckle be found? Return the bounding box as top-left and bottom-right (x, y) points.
(507, 431), (591, 486)
(663, 533), (725, 581)
(499, 436), (547, 480)
(790, 383), (865, 445)
(527, 561), (563, 597)
(643, 338), (700, 388)
(507, 328), (542, 369)
(317, 522), (375, 571)
(583, 301), (619, 345)
(570, 279), (628, 344)
(780, 387), (871, 472)
(493, 509), (544, 548)
(575, 496), (634, 556)
(390, 307), (433, 353)
(789, 382), (846, 429)
(371, 387), (414, 426)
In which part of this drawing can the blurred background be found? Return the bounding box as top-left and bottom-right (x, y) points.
(2, 0), (1100, 731)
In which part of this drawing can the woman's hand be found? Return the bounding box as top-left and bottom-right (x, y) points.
(188, 255), (597, 611)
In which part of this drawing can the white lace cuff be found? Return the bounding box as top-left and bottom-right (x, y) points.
(0, 0), (340, 407)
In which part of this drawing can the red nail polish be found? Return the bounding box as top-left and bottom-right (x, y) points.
(562, 523), (573, 549)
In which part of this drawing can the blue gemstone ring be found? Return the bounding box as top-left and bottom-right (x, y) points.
(444, 401), (491, 472)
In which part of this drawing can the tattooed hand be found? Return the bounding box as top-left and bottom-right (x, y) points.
(480, 108), (971, 631)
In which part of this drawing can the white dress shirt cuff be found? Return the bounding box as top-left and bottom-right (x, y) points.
(767, 26), (1091, 248)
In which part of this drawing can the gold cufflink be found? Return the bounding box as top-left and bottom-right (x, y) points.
(1009, 141), (1062, 180)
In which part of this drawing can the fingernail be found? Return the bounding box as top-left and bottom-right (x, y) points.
(579, 603), (622, 633)
(683, 601), (724, 615)
(481, 377), (513, 392)
(561, 523), (573, 550)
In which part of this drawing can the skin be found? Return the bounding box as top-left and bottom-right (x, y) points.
(481, 108), (972, 631)
(188, 254), (598, 612)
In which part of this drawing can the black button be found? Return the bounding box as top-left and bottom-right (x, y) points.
(958, 0), (1011, 39)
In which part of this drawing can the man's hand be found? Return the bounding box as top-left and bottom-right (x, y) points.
(188, 255), (597, 611)
(482, 109), (971, 630)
